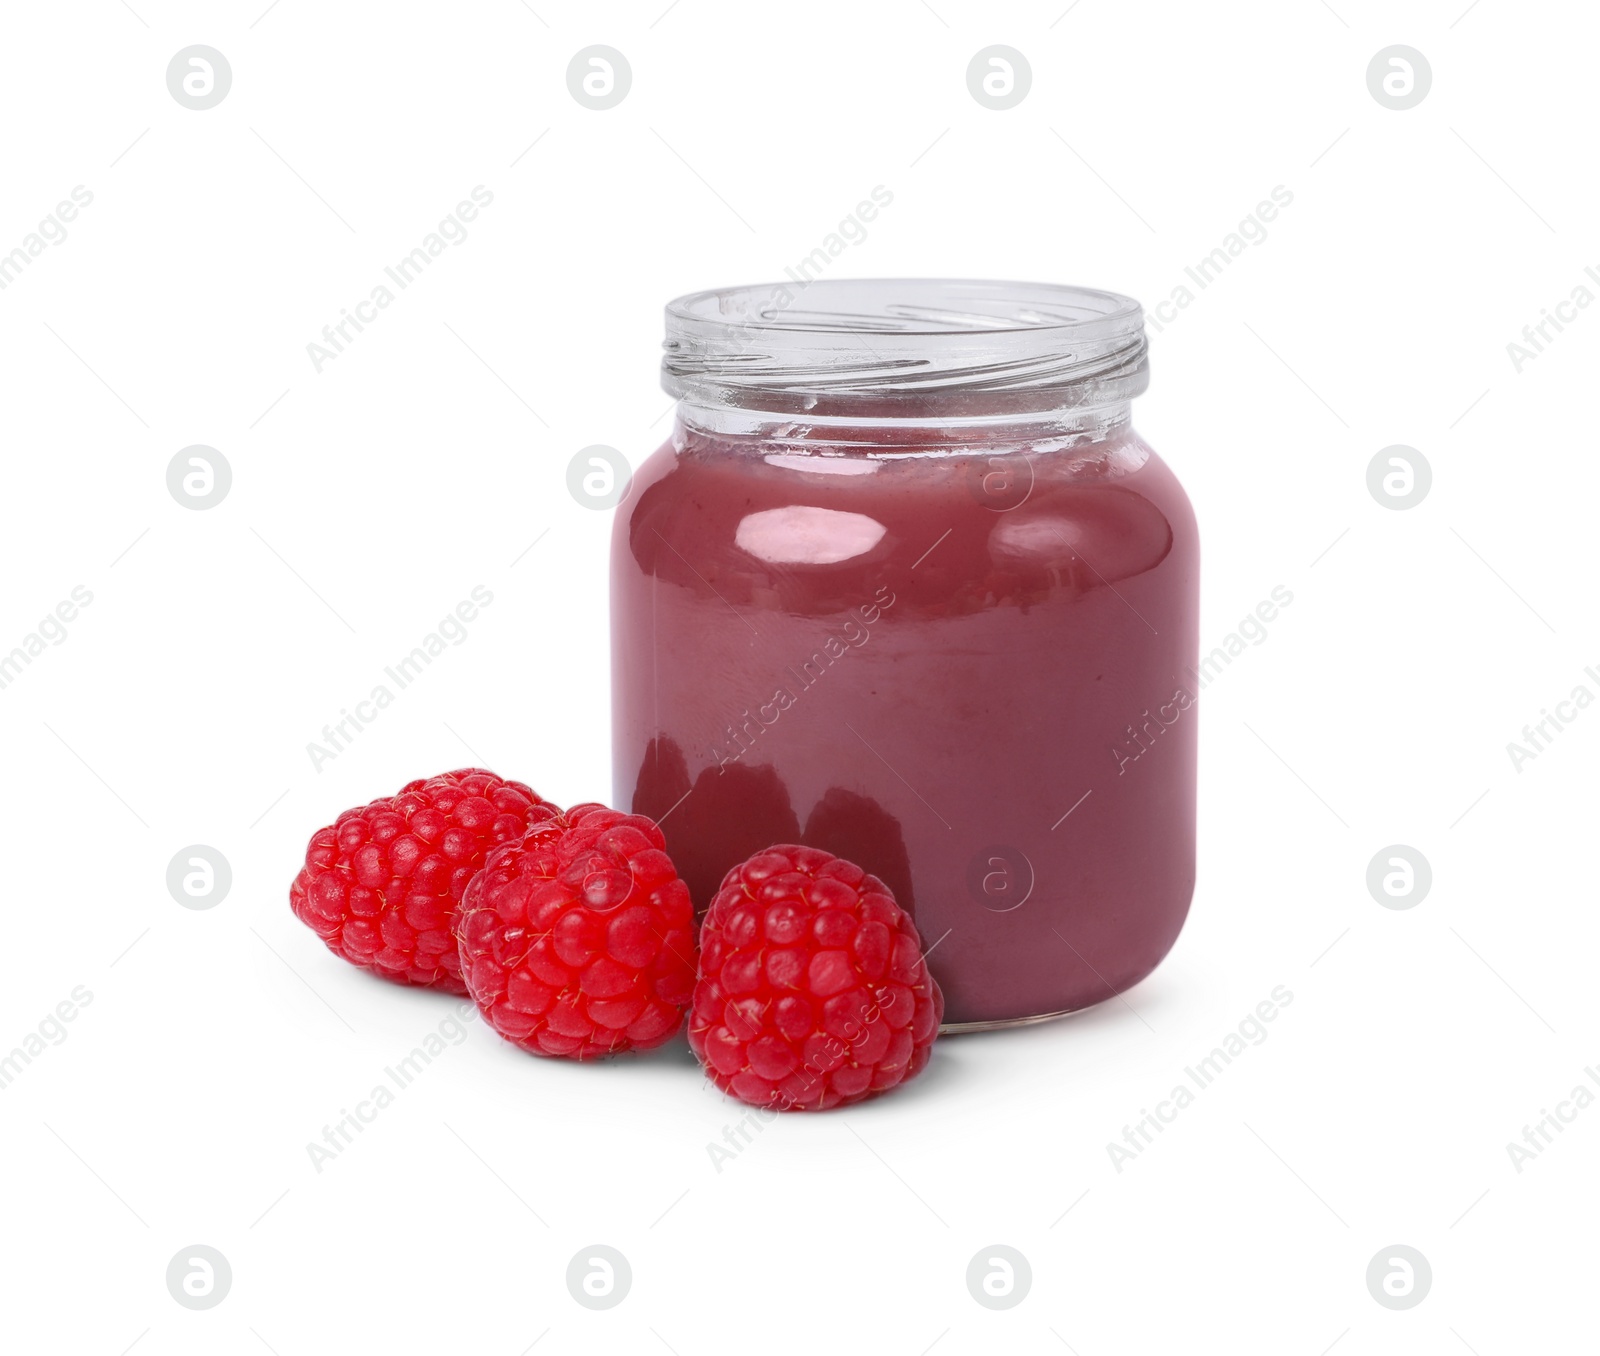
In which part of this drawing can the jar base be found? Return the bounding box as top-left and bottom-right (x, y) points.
(940, 999), (1106, 1035)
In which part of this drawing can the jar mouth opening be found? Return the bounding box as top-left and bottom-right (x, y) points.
(662, 278), (1148, 416)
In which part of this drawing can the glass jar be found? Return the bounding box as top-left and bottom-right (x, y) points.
(611, 279), (1198, 1029)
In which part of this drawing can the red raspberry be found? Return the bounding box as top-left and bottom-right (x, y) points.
(455, 804), (696, 1059)
(290, 769), (555, 993)
(689, 845), (943, 1111)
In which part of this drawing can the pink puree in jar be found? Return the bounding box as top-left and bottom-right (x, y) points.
(611, 281), (1198, 1029)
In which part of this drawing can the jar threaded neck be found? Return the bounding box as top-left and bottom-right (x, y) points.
(662, 278), (1149, 418)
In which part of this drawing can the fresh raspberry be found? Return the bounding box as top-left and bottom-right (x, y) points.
(689, 845), (943, 1111)
(455, 803), (696, 1059)
(290, 769), (556, 993)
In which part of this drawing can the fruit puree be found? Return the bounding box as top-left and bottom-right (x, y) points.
(612, 404), (1198, 1028)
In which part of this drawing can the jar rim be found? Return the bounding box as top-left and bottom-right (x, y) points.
(662, 278), (1148, 416)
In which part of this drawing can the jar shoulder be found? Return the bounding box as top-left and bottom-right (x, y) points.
(613, 429), (1196, 615)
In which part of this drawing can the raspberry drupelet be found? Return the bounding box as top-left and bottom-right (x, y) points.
(290, 768), (556, 993)
(690, 845), (943, 1111)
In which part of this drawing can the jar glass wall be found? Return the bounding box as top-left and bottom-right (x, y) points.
(611, 280), (1198, 1029)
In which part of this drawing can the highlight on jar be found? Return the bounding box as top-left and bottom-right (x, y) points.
(289, 279), (1198, 1113)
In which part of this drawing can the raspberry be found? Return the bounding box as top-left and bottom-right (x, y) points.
(455, 803), (696, 1059)
(688, 845), (943, 1111)
(290, 769), (555, 993)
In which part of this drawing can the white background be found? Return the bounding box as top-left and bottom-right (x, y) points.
(1, 1), (1595, 1352)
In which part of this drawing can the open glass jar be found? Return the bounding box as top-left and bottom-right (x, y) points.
(611, 279), (1198, 1029)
